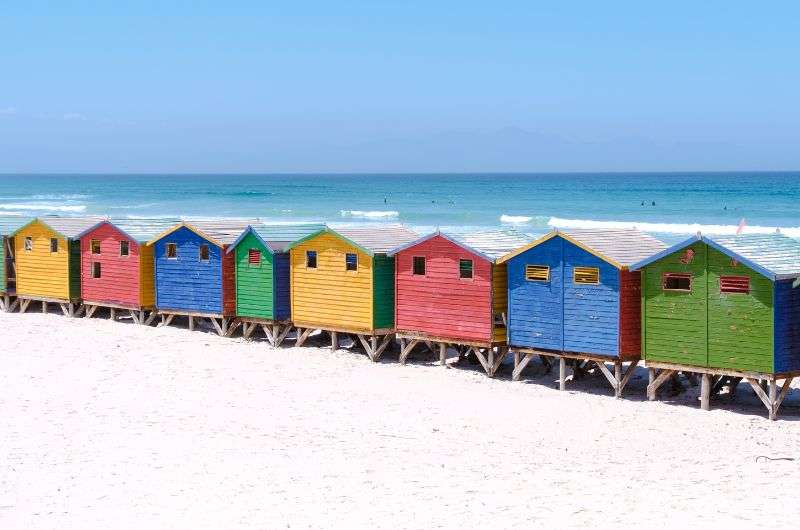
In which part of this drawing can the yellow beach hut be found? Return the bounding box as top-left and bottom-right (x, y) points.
(286, 224), (418, 360)
(12, 216), (102, 316)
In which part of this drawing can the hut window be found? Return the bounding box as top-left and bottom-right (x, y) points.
(166, 243), (177, 259)
(345, 253), (358, 271)
(91, 262), (101, 278)
(573, 267), (600, 285)
(91, 239), (101, 254)
(50, 238), (58, 253)
(248, 248), (261, 266)
(413, 256), (426, 276)
(663, 273), (692, 292)
(306, 250), (317, 269)
(199, 244), (210, 262)
(119, 240), (129, 256)
(720, 275), (750, 294)
(525, 265), (550, 282)
(24, 236), (32, 251)
(459, 259), (473, 279)
(493, 312), (506, 327)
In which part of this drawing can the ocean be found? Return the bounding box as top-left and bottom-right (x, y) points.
(0, 172), (798, 242)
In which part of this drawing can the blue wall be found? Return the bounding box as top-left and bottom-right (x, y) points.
(507, 235), (621, 356)
(774, 279), (800, 372)
(154, 226), (223, 313)
(273, 252), (291, 321)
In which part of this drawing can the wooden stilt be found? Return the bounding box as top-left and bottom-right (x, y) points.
(594, 360), (618, 393)
(210, 317), (224, 336)
(19, 298), (30, 313)
(439, 343), (447, 366)
(769, 379), (778, 421)
(295, 327), (313, 347)
(512, 352), (535, 381)
(42, 301), (48, 314)
(144, 311), (158, 326)
(188, 316), (194, 331)
(647, 369), (675, 401)
(331, 331), (338, 352)
(617, 360), (639, 397)
(700, 373), (711, 410)
(399, 338), (419, 364)
(109, 307), (116, 321)
(559, 357), (566, 391)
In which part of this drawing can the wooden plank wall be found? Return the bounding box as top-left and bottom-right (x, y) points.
(394, 235), (492, 342)
(273, 252), (291, 321)
(139, 243), (155, 308)
(290, 232), (374, 331)
(14, 220), (71, 299)
(221, 245), (237, 316)
(372, 254), (395, 329)
(80, 223), (142, 307)
(491, 262), (508, 343)
(774, 278), (800, 372)
(618, 269), (642, 359)
(154, 226), (223, 314)
(234, 233), (275, 320)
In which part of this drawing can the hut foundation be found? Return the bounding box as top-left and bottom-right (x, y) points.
(395, 332), (509, 376)
(232, 317), (292, 347)
(646, 361), (798, 420)
(294, 325), (394, 362)
(511, 347), (640, 398)
(154, 310), (234, 337)
(82, 302), (153, 325)
(0, 293), (19, 312)
(17, 296), (83, 318)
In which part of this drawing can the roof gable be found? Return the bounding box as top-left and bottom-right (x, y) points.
(389, 230), (530, 262)
(287, 224), (418, 255)
(11, 216), (104, 239)
(227, 222), (327, 254)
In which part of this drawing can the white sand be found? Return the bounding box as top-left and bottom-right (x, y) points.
(2, 311), (800, 529)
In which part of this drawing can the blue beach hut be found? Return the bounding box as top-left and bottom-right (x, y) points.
(497, 228), (666, 395)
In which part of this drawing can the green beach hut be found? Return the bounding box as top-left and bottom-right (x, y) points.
(630, 232), (800, 419)
(226, 223), (324, 346)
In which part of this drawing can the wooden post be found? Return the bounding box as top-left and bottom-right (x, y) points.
(439, 343), (447, 366)
(109, 307), (116, 321)
(331, 331), (338, 352)
(700, 373), (711, 411)
(614, 362), (622, 398)
(769, 379), (777, 421)
(559, 357), (566, 391)
(188, 316), (194, 331)
(42, 301), (47, 314)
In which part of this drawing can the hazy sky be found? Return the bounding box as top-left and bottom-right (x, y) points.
(2, 1), (798, 173)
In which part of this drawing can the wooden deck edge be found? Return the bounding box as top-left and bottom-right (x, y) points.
(644, 361), (800, 381)
(395, 331), (502, 348)
(509, 346), (638, 364)
(17, 295), (81, 304)
(154, 309), (229, 319)
(292, 322), (394, 336)
(234, 316), (292, 325)
(82, 301), (152, 311)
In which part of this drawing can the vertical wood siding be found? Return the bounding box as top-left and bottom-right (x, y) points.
(139, 244), (155, 308)
(273, 253), (291, 321)
(641, 242), (708, 366)
(234, 232), (275, 320)
(507, 236), (564, 350)
(394, 235), (492, 341)
(562, 241), (620, 356)
(14, 221), (71, 299)
(80, 223), (142, 307)
(0, 236), (5, 292)
(290, 232), (374, 331)
(774, 279), (800, 372)
(221, 246), (236, 316)
(372, 254), (395, 329)
(154, 226), (224, 314)
(618, 269), (642, 358)
(491, 263), (508, 343)
(707, 247), (774, 372)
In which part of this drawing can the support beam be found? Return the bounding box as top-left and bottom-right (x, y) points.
(144, 311), (158, 326)
(399, 339), (419, 364)
(512, 352), (535, 381)
(295, 327), (313, 347)
(331, 331), (338, 353)
(471, 347), (491, 374)
(439, 343), (447, 366)
(647, 369), (675, 401)
(188, 316), (194, 331)
(700, 373), (711, 411)
(210, 317), (224, 336)
(559, 357), (566, 391)
(593, 360), (618, 393)
(274, 325), (292, 347)
(618, 360), (639, 397)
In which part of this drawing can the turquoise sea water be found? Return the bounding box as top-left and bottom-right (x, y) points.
(0, 173), (798, 241)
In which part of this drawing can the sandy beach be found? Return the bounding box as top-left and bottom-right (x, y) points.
(2, 310), (800, 529)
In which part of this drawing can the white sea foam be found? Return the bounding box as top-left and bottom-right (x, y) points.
(547, 216), (800, 237)
(340, 210), (399, 220)
(0, 202), (87, 213)
(31, 194), (90, 200)
(500, 214), (533, 224)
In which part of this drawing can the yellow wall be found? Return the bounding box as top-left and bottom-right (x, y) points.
(491, 262), (508, 343)
(14, 220), (70, 299)
(139, 243), (155, 308)
(290, 232), (374, 332)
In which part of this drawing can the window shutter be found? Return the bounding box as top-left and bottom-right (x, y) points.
(525, 265), (550, 282)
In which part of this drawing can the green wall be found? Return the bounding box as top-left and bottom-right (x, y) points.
(69, 239), (81, 300)
(234, 232), (275, 319)
(372, 255), (395, 329)
(642, 242), (774, 372)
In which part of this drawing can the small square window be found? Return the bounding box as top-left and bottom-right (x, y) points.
(306, 250), (317, 269)
(459, 259), (473, 279)
(525, 265), (549, 282)
(199, 244), (210, 261)
(345, 253), (358, 271)
(663, 273), (692, 292)
(248, 248), (261, 266)
(91, 239), (101, 254)
(413, 256), (426, 276)
(166, 243), (177, 259)
(573, 266), (600, 285)
(720, 275), (750, 294)
(24, 236), (32, 251)
(120, 240), (129, 256)
(50, 238), (59, 253)
(91, 261), (101, 278)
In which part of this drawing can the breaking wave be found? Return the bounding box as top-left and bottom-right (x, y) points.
(0, 202), (87, 213)
(340, 210), (399, 220)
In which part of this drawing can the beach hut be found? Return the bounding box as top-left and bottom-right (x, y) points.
(286, 224), (418, 361)
(389, 230), (531, 376)
(630, 232), (800, 419)
(0, 216), (27, 311)
(77, 218), (179, 324)
(225, 222), (325, 346)
(11, 216), (103, 316)
(498, 228), (666, 396)
(147, 219), (255, 335)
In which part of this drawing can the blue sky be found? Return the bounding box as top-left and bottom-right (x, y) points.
(1, 1), (798, 173)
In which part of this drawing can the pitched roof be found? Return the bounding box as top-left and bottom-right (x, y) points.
(288, 224), (418, 255)
(228, 223), (327, 253)
(147, 219), (258, 247)
(389, 229), (531, 261)
(498, 227), (667, 268)
(0, 216), (30, 236)
(77, 217), (182, 242)
(12, 216), (106, 239)
(630, 232), (800, 280)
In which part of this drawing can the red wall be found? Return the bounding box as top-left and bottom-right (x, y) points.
(81, 223), (141, 307)
(618, 269), (642, 359)
(222, 246), (236, 316)
(395, 235), (492, 342)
